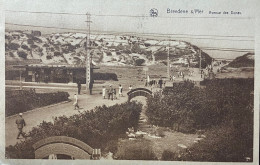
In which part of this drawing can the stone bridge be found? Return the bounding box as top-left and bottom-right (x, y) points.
(127, 88), (153, 101)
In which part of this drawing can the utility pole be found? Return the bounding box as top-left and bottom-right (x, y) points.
(85, 13), (91, 94)
(199, 49), (202, 75)
(167, 43), (170, 79)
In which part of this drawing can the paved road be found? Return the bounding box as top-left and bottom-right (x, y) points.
(5, 85), (128, 147)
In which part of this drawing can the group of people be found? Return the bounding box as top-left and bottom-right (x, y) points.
(102, 84), (129, 100)
(145, 78), (165, 88)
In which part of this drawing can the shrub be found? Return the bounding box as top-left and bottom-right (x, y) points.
(43, 43), (49, 47)
(146, 78), (254, 132)
(54, 51), (61, 56)
(93, 73), (118, 81)
(146, 78), (254, 161)
(18, 51), (28, 59)
(161, 150), (177, 161)
(6, 101), (142, 159)
(9, 52), (14, 57)
(5, 90), (69, 117)
(122, 49), (132, 54)
(134, 59), (145, 66)
(131, 43), (141, 53)
(116, 139), (157, 160)
(106, 52), (112, 56)
(27, 39), (34, 45)
(9, 43), (20, 50)
(46, 55), (52, 60)
(32, 36), (42, 43)
(21, 45), (30, 51)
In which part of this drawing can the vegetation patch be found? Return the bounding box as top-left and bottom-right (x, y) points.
(146, 78), (254, 161)
(5, 90), (69, 117)
(6, 101), (142, 159)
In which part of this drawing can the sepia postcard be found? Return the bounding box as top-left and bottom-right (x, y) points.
(0, 0), (259, 164)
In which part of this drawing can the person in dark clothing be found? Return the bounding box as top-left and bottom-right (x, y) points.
(77, 81), (81, 95)
(158, 78), (163, 88)
(108, 85), (113, 100)
(89, 82), (93, 95)
(16, 113), (26, 139)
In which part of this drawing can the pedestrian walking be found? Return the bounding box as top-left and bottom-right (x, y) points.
(16, 113), (26, 139)
(108, 85), (113, 100)
(118, 84), (123, 97)
(73, 94), (80, 110)
(77, 80), (81, 95)
(102, 86), (106, 99)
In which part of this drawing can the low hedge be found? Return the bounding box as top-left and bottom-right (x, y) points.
(6, 101), (142, 159)
(5, 90), (69, 116)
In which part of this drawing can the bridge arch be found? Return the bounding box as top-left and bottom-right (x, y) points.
(127, 88), (153, 101)
(32, 136), (93, 159)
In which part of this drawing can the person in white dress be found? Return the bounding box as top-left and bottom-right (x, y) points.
(118, 84), (123, 97)
(73, 94), (79, 110)
(102, 86), (106, 99)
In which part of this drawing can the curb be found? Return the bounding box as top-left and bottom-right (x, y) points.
(6, 100), (72, 119)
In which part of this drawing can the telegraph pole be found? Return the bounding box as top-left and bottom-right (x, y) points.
(85, 13), (91, 94)
(199, 49), (202, 75)
(167, 43), (170, 78)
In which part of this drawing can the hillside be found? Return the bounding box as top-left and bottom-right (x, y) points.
(227, 53), (254, 68)
(5, 30), (212, 67)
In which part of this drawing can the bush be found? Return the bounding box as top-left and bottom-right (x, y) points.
(93, 72), (118, 81)
(8, 43), (20, 50)
(134, 59), (145, 66)
(106, 52), (112, 56)
(27, 39), (34, 45)
(46, 55), (52, 59)
(6, 101), (142, 159)
(146, 78), (254, 161)
(21, 45), (30, 51)
(116, 139), (157, 160)
(146, 78), (253, 133)
(18, 51), (28, 59)
(54, 51), (61, 56)
(31, 44), (38, 49)
(5, 90), (69, 117)
(161, 150), (177, 161)
(122, 49), (132, 54)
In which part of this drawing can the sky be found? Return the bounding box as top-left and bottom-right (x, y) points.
(4, 0), (256, 59)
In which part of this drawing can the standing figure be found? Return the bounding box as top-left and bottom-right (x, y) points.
(158, 78), (163, 88)
(118, 84), (123, 97)
(35, 73), (39, 83)
(16, 113), (26, 139)
(129, 85), (132, 91)
(89, 82), (93, 95)
(108, 85), (113, 100)
(73, 94), (80, 110)
(77, 80), (81, 95)
(102, 86), (106, 99)
(113, 88), (117, 100)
